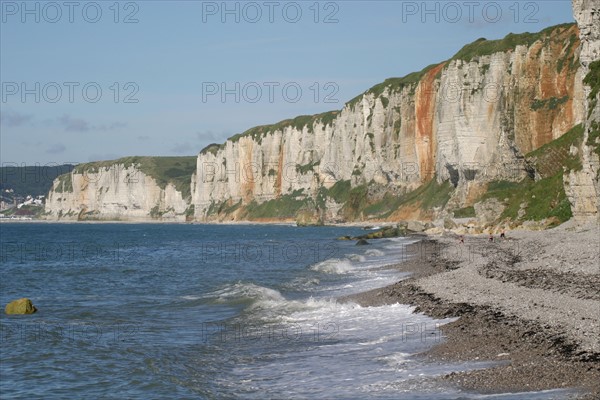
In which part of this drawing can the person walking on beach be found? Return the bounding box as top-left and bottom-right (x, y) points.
(489, 234), (494, 242)
(500, 230), (506, 239)
(459, 235), (464, 244)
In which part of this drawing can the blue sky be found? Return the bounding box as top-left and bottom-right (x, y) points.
(1, 0), (575, 165)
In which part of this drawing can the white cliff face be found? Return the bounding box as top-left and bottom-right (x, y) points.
(573, 0), (600, 67)
(193, 24), (584, 221)
(44, 24), (588, 224)
(45, 164), (189, 221)
(569, 0), (600, 221)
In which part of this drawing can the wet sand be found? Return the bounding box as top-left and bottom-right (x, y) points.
(343, 221), (600, 398)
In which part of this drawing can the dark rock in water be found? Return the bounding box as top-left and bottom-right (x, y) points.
(5, 298), (37, 315)
(355, 226), (404, 240)
(356, 239), (370, 246)
(382, 227), (400, 238)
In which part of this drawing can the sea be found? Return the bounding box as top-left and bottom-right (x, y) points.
(0, 223), (574, 399)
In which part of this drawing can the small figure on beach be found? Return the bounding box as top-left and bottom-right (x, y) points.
(459, 235), (464, 244)
(500, 230), (506, 239)
(489, 234), (494, 242)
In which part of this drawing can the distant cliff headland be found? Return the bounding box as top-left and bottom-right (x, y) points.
(45, 3), (600, 230)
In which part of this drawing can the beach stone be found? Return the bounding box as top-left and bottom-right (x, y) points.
(356, 239), (370, 246)
(425, 227), (444, 235)
(296, 210), (323, 226)
(407, 220), (426, 232)
(474, 198), (506, 225)
(444, 218), (457, 229)
(5, 298), (37, 315)
(382, 227), (401, 237)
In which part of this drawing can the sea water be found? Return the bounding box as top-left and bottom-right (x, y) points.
(0, 223), (573, 399)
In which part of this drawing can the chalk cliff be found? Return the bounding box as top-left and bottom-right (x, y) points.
(45, 157), (195, 221)
(567, 0), (600, 221)
(46, 20), (597, 226)
(192, 23), (585, 224)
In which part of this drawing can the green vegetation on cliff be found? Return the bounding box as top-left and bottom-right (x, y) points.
(453, 206), (476, 218)
(54, 173), (73, 193)
(479, 124), (585, 224)
(584, 59), (600, 115)
(484, 175), (572, 224)
(584, 60), (600, 158)
(526, 123), (584, 175)
(363, 193), (405, 219)
(243, 193), (310, 219)
(341, 185), (369, 219)
(216, 111), (340, 149)
(343, 23), (576, 111)
(326, 180), (351, 203)
(346, 63), (441, 107)
(451, 23), (575, 62)
(353, 179), (453, 220)
(530, 96), (569, 112)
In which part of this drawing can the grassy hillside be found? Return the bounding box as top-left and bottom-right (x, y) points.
(0, 164), (74, 198)
(476, 124), (585, 225)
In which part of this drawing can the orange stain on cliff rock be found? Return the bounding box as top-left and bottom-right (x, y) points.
(275, 143), (284, 197)
(389, 199), (437, 221)
(240, 140), (255, 201)
(415, 62), (445, 182)
(517, 24), (580, 153)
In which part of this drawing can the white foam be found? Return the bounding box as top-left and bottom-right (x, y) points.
(365, 249), (385, 257)
(379, 352), (414, 367)
(180, 295), (201, 300)
(221, 301), (459, 399)
(208, 282), (285, 303)
(310, 258), (354, 274)
(347, 254), (366, 262)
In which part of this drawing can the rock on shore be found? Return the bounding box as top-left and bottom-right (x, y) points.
(5, 298), (37, 315)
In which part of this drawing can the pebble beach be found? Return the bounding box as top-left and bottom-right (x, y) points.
(344, 221), (600, 398)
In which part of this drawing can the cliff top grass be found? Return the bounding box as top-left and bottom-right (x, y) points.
(202, 111), (340, 155)
(346, 23), (576, 109)
(450, 23), (575, 62)
(72, 156), (196, 199)
(345, 63), (442, 107)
